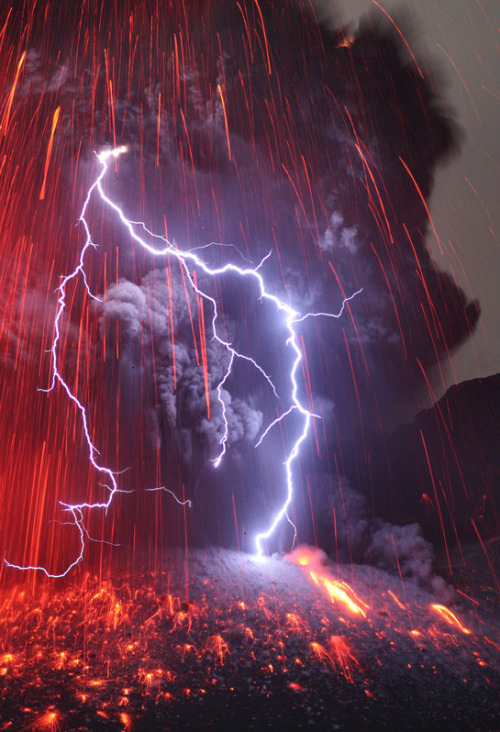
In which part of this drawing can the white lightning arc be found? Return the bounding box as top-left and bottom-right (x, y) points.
(5, 146), (361, 577)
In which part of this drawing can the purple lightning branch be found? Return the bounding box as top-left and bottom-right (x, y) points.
(5, 146), (361, 577)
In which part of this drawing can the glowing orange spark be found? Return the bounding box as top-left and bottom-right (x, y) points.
(310, 571), (368, 617)
(372, 1), (424, 78)
(310, 636), (360, 682)
(291, 548), (369, 616)
(217, 84), (232, 160)
(28, 710), (61, 732)
(387, 590), (406, 610)
(0, 50), (25, 136)
(399, 156), (443, 255)
(120, 712), (133, 731)
(39, 106), (61, 200)
(204, 634), (230, 665)
(431, 604), (472, 635)
(254, 0), (272, 75)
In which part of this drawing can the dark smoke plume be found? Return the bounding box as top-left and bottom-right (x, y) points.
(0, 1), (479, 560)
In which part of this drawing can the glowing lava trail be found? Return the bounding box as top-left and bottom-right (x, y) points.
(5, 147), (361, 576)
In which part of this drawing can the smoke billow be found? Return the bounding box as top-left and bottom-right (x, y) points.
(97, 268), (265, 469)
(301, 473), (452, 597)
(0, 1), (480, 564)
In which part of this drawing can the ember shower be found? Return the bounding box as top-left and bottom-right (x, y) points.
(0, 0), (482, 575)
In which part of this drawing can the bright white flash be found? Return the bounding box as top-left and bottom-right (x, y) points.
(5, 147), (361, 576)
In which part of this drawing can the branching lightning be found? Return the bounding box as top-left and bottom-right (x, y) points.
(5, 146), (361, 576)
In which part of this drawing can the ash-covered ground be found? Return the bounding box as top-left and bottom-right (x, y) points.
(0, 545), (499, 731)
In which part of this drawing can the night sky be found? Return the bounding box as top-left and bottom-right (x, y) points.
(0, 0), (497, 577)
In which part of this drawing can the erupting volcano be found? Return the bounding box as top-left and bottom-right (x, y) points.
(0, 0), (498, 729)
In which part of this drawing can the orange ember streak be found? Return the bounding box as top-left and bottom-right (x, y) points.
(417, 305), (449, 396)
(254, 0), (272, 75)
(146, 282), (159, 405)
(119, 712), (133, 731)
(328, 262), (370, 377)
(368, 241), (408, 359)
(310, 641), (334, 666)
(306, 477), (318, 547)
(281, 164), (310, 232)
(430, 604), (472, 635)
(399, 157), (443, 255)
(313, 573), (368, 617)
(372, 1), (424, 78)
(356, 144), (393, 243)
(1, 49), (25, 136)
(328, 635), (360, 683)
(217, 84), (232, 160)
(204, 634), (230, 665)
(30, 709), (61, 731)
(109, 80), (117, 152)
(0, 8), (13, 53)
(165, 261), (176, 388)
(156, 92), (161, 166)
(403, 222), (437, 315)
(192, 271), (210, 419)
(415, 357), (469, 503)
(39, 106), (61, 200)
(177, 254), (199, 365)
(301, 154), (321, 255)
(237, 2), (254, 62)
(484, 636), (500, 653)
(310, 636), (359, 682)
(292, 551), (369, 617)
(341, 328), (367, 461)
(387, 589), (406, 610)
(179, 107), (200, 213)
(420, 430), (452, 574)
(456, 588), (479, 607)
(436, 43), (480, 122)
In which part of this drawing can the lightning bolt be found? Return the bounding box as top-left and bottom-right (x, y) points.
(5, 146), (361, 576)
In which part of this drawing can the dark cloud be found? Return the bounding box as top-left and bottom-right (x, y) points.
(97, 269), (264, 467)
(1, 1), (480, 559)
(304, 473), (452, 598)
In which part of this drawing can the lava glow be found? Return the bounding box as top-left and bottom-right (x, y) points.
(0, 550), (498, 730)
(309, 572), (369, 617)
(4, 146), (360, 577)
(431, 603), (472, 635)
(291, 547), (369, 617)
(310, 635), (360, 683)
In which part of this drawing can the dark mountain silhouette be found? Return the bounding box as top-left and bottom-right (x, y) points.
(341, 373), (500, 550)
